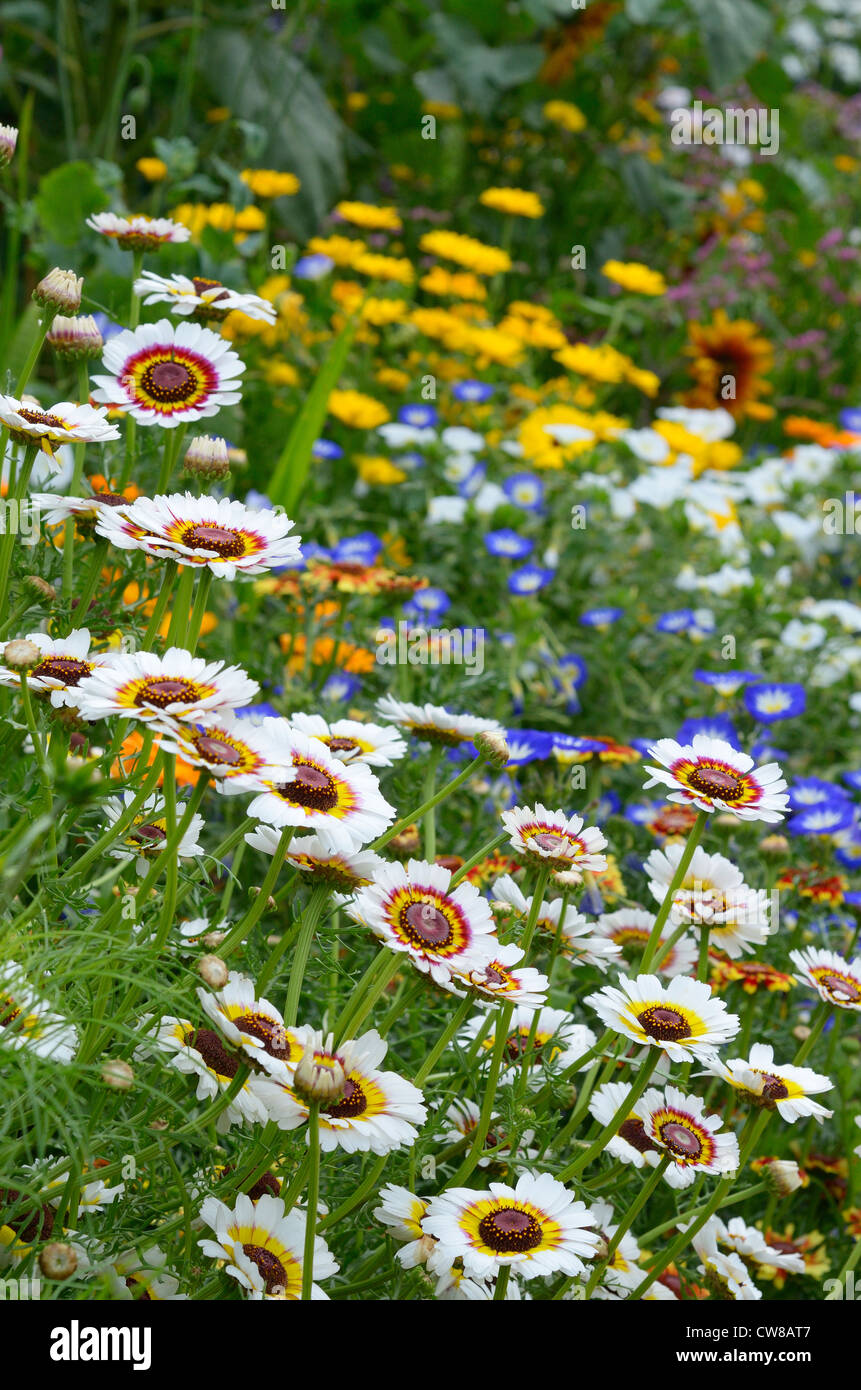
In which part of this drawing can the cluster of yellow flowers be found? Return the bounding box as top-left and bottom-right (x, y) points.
(419, 266), (487, 301)
(335, 200), (402, 231)
(554, 341), (660, 396)
(327, 389), (390, 429)
(418, 230), (512, 276)
(172, 201), (266, 243)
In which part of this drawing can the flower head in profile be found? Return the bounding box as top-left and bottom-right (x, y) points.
(586, 973), (740, 1062)
(103, 791), (204, 877)
(74, 647), (259, 725)
(423, 1172), (600, 1282)
(691, 1222), (761, 1301)
(461, 1004), (595, 1087)
(347, 858), (497, 988)
(702, 1043), (833, 1123)
(453, 940), (549, 1007)
(152, 1017), (268, 1130)
(643, 735), (788, 822)
(289, 712), (406, 766)
(197, 971), (302, 1080)
(501, 803), (608, 873)
(0, 966), (77, 1063)
(375, 694), (503, 747)
(373, 1185), (433, 1268)
(87, 212), (191, 250)
(588, 1081), (660, 1169)
(644, 844), (771, 958)
(593, 907), (697, 977)
(0, 396), (119, 457)
(155, 712), (275, 790)
(198, 1193), (337, 1300)
(95, 491), (301, 579)
(790, 947), (861, 1010)
(0, 629), (115, 709)
(641, 1084), (740, 1188)
(91, 319), (244, 428)
(134, 271), (277, 324)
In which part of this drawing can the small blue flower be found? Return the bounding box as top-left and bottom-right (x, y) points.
(398, 403), (438, 428)
(508, 564), (553, 596)
(655, 609), (697, 633)
(397, 450), (425, 470)
(751, 740), (789, 763)
(788, 802), (856, 836)
(301, 542), (332, 563)
(629, 738), (656, 756)
(503, 473), (544, 512)
(504, 729), (554, 765)
(321, 671), (362, 702)
(579, 607), (624, 628)
(293, 254), (335, 280)
(842, 770), (861, 793)
(551, 733), (602, 759)
(839, 408), (861, 433)
(593, 790), (622, 823)
(694, 668), (760, 698)
(744, 681), (806, 723)
(405, 586), (450, 619)
(484, 529), (534, 560)
(235, 702), (280, 721)
(457, 463), (486, 498)
(676, 715), (739, 746)
(92, 311), (124, 341)
(244, 488), (274, 511)
(312, 438), (343, 460)
(333, 532), (384, 565)
(453, 380), (495, 403)
(789, 777), (851, 811)
(555, 653), (588, 690)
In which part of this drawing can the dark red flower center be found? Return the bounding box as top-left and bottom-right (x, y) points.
(31, 657), (91, 686)
(688, 766), (743, 799)
(182, 522), (245, 559)
(275, 762), (338, 811)
(639, 1005), (692, 1042)
(193, 733), (246, 767)
(235, 1013), (293, 1060)
(242, 1244), (287, 1295)
(135, 676), (200, 708)
(478, 1205), (543, 1254)
(142, 359), (194, 402)
(323, 1076), (367, 1118)
(660, 1121), (703, 1159)
(400, 899), (453, 948)
(185, 1027), (240, 1079)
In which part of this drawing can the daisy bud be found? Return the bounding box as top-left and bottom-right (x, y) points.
(250, 889), (278, 910)
(388, 823), (421, 857)
(183, 434), (230, 481)
(0, 124), (18, 168)
(198, 954), (229, 989)
(3, 638), (41, 670)
(755, 1157), (804, 1197)
(713, 812), (741, 827)
(474, 729), (510, 769)
(39, 1242), (78, 1281)
(293, 1048), (347, 1104)
(102, 1059), (135, 1090)
(760, 834), (789, 854)
(24, 574), (57, 601)
(47, 313), (103, 361)
(202, 930), (227, 948)
(553, 869), (584, 888)
(33, 267), (83, 315)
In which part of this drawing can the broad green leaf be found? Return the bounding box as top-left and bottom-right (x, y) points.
(686, 0), (772, 88)
(34, 161), (110, 245)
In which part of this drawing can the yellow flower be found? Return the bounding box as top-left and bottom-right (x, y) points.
(136, 157), (167, 182)
(308, 234), (368, 267)
(499, 313), (566, 351)
(834, 154), (858, 173)
(328, 389), (390, 429)
(422, 101), (462, 120)
(419, 265), (487, 301)
(419, 230), (511, 276)
(335, 201), (402, 231)
(601, 259), (666, 296)
(346, 92), (369, 111)
(554, 342), (630, 384)
(264, 361), (299, 387)
(240, 169), (300, 198)
(360, 297), (410, 326)
(479, 186), (545, 218)
(376, 366), (410, 391)
(352, 252), (414, 285)
(355, 455), (407, 485)
(206, 107), (231, 123)
(234, 205), (266, 232)
(625, 366), (660, 397)
(543, 100), (587, 133)
(206, 202), (237, 232)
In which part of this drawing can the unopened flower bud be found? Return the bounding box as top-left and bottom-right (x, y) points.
(553, 869), (584, 889)
(183, 435), (230, 481)
(33, 268), (83, 315)
(760, 834), (789, 854)
(198, 954), (229, 988)
(47, 314), (103, 361)
(40, 1242), (78, 1280)
(24, 575), (57, 601)
(293, 1035), (347, 1103)
(102, 1059), (134, 1091)
(753, 1157), (804, 1197)
(388, 823), (420, 857)
(0, 124), (18, 169)
(3, 638), (40, 670)
(474, 729), (510, 769)
(202, 930), (227, 948)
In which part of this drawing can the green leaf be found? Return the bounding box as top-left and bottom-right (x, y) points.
(34, 161), (110, 245)
(267, 314), (360, 516)
(625, 0), (667, 20)
(686, 0), (772, 88)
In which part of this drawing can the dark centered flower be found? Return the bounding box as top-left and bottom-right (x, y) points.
(660, 1121), (703, 1159)
(818, 972), (861, 1002)
(193, 732), (245, 766)
(181, 522), (245, 558)
(400, 900), (453, 947)
(234, 1014), (293, 1060)
(687, 766), (743, 799)
(142, 359), (194, 402)
(478, 1206), (543, 1254)
(618, 1116), (658, 1153)
(185, 1027), (240, 1079)
(135, 676), (201, 708)
(638, 1004), (692, 1042)
(276, 763), (338, 811)
(30, 657), (91, 686)
(242, 1244), (287, 1295)
(324, 1076), (367, 1118)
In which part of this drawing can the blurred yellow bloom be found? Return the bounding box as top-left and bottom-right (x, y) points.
(346, 92), (369, 111)
(543, 100), (587, 133)
(264, 361), (299, 387)
(335, 201), (402, 231)
(240, 169), (300, 198)
(351, 251), (414, 284)
(419, 265), (487, 300)
(234, 206), (265, 232)
(423, 101), (462, 120)
(601, 259), (666, 296)
(355, 455), (407, 485)
(328, 389), (390, 429)
(419, 230), (511, 276)
(206, 107), (231, 123)
(479, 186), (545, 218)
(308, 234), (368, 267)
(376, 367), (410, 391)
(136, 157), (167, 182)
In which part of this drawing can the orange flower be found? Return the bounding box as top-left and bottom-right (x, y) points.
(683, 310), (774, 420)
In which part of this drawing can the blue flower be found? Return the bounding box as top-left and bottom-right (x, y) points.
(504, 728), (554, 765)
(789, 777), (851, 811)
(655, 609), (698, 633)
(788, 802), (856, 836)
(398, 403), (438, 428)
(91, 312), (124, 341)
(293, 254), (335, 281)
(694, 668), (760, 698)
(629, 738), (656, 756)
(676, 715), (739, 746)
(503, 473), (544, 511)
(484, 529), (534, 559)
(839, 408), (861, 433)
(750, 740), (789, 763)
(580, 607), (624, 628)
(593, 790), (621, 823)
(321, 672), (362, 702)
(508, 564), (553, 595)
(301, 541), (332, 563)
(457, 463), (486, 498)
(555, 653), (588, 689)
(453, 380), (495, 403)
(842, 770), (861, 793)
(312, 438), (343, 460)
(244, 488), (274, 511)
(235, 702), (280, 721)
(397, 450), (426, 471)
(404, 586), (451, 619)
(743, 682), (806, 723)
(551, 733), (602, 759)
(333, 532), (384, 565)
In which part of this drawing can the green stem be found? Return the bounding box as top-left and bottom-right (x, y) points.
(557, 1048), (660, 1181)
(301, 1103), (320, 1301)
(640, 811), (707, 971)
(370, 755), (482, 851)
(215, 827), (293, 959)
(282, 886), (330, 1024)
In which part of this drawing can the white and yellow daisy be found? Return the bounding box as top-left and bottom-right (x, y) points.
(289, 711), (407, 766)
(691, 1222), (761, 1300)
(86, 212), (192, 250)
(0, 628), (115, 709)
(587, 1199), (644, 1293)
(254, 1027), (427, 1154)
(641, 1084), (739, 1188)
(0, 966), (77, 1063)
(712, 1216), (805, 1273)
(461, 1004), (595, 1085)
(593, 907), (698, 977)
(790, 947), (861, 1010)
(347, 858), (498, 988)
(585, 973), (740, 1062)
(102, 790), (204, 877)
(96, 491), (301, 579)
(198, 1192), (337, 1299)
(501, 803), (608, 872)
(154, 712), (274, 790)
(491, 873), (617, 969)
(246, 824), (387, 892)
(439, 1098), (536, 1166)
(645, 844), (771, 958)
(91, 319), (244, 428)
(372, 1184), (433, 1268)
(0, 395), (119, 456)
(152, 1017), (268, 1130)
(588, 1081), (660, 1168)
(452, 940), (549, 1007)
(702, 1043), (834, 1123)
(423, 1172), (600, 1282)
(198, 971), (302, 1080)
(74, 646), (258, 725)
(133, 270), (277, 323)
(643, 735), (789, 822)
(375, 693), (504, 747)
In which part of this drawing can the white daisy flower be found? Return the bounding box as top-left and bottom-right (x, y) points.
(100, 1245), (187, 1300)
(95, 491), (301, 579)
(153, 712), (276, 791)
(790, 946), (861, 1010)
(346, 858), (498, 988)
(643, 734), (789, 822)
(198, 1192), (337, 1300)
(246, 824), (387, 891)
(246, 726), (395, 849)
(102, 790), (204, 876)
(461, 1004), (596, 1086)
(74, 646), (259, 725)
(375, 693), (503, 746)
(713, 1216), (805, 1273)
(253, 1027), (427, 1155)
(91, 319), (244, 428)
(501, 803), (608, 872)
(452, 940), (549, 1007)
(0, 966), (77, 1063)
(288, 711), (407, 766)
(0, 395), (119, 456)
(372, 1184), (433, 1268)
(133, 270), (277, 323)
(702, 1043), (833, 1123)
(152, 1017), (269, 1130)
(30, 489), (137, 525)
(593, 907), (698, 977)
(197, 971), (303, 1080)
(691, 1222), (761, 1300)
(491, 874), (614, 969)
(0, 628), (116, 709)
(586, 1199), (643, 1292)
(423, 1172), (600, 1282)
(585, 973), (740, 1062)
(644, 844), (772, 958)
(641, 1084), (740, 1188)
(588, 1081), (661, 1168)
(86, 212), (192, 250)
